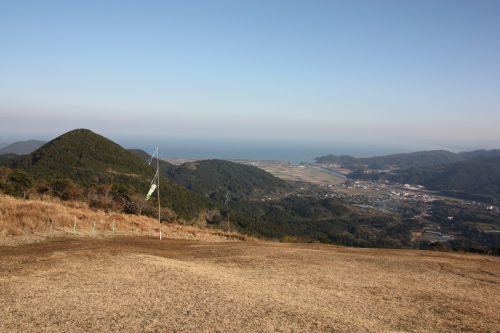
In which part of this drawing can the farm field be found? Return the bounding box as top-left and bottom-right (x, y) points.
(260, 165), (345, 185)
(1, 237), (498, 333)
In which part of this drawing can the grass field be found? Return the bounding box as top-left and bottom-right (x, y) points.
(1, 195), (499, 332)
(1, 237), (498, 333)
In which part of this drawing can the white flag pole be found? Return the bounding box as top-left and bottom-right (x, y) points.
(145, 147), (162, 240)
(225, 191), (231, 233)
(157, 147), (162, 240)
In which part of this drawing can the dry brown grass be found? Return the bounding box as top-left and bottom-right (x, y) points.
(0, 195), (245, 245)
(0, 238), (498, 332)
(1, 195), (499, 332)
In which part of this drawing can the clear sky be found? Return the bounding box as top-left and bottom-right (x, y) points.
(1, 0), (499, 155)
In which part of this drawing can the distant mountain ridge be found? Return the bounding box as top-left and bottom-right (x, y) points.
(0, 140), (46, 155)
(316, 149), (500, 170)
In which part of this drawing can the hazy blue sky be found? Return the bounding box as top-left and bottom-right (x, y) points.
(1, 0), (499, 155)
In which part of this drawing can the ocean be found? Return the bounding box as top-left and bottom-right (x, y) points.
(126, 137), (441, 165)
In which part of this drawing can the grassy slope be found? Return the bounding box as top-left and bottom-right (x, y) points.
(0, 194), (241, 245)
(0, 238), (498, 332)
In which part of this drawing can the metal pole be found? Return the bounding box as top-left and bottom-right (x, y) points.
(227, 202), (230, 233)
(157, 147), (162, 240)
(226, 191), (230, 233)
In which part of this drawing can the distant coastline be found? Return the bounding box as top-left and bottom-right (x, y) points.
(133, 140), (441, 165)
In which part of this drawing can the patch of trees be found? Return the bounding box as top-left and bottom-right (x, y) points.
(419, 200), (500, 254)
(0, 165), (210, 221)
(211, 196), (413, 248)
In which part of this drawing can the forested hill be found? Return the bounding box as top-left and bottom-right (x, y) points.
(128, 149), (176, 176)
(128, 150), (288, 201)
(390, 155), (500, 204)
(165, 159), (287, 200)
(1, 129), (210, 219)
(16, 129), (155, 183)
(316, 149), (500, 170)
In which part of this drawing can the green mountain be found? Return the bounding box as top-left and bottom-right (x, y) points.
(128, 149), (176, 176)
(316, 149), (500, 170)
(164, 159), (287, 200)
(128, 150), (287, 201)
(390, 156), (500, 204)
(7, 129), (210, 219)
(126, 148), (152, 162)
(16, 129), (153, 183)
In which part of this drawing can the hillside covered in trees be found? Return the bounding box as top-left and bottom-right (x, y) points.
(390, 156), (500, 204)
(318, 149), (500, 204)
(166, 159), (287, 200)
(0, 129), (211, 219)
(316, 149), (500, 170)
(128, 151), (288, 201)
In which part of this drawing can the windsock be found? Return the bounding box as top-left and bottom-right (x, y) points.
(145, 184), (157, 200)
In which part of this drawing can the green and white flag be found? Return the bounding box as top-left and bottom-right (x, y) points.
(145, 184), (157, 200)
(146, 169), (159, 200)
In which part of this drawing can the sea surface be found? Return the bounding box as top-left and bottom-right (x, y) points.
(127, 137), (442, 165)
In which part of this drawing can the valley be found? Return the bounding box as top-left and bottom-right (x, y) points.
(228, 160), (500, 252)
(1, 129), (499, 253)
